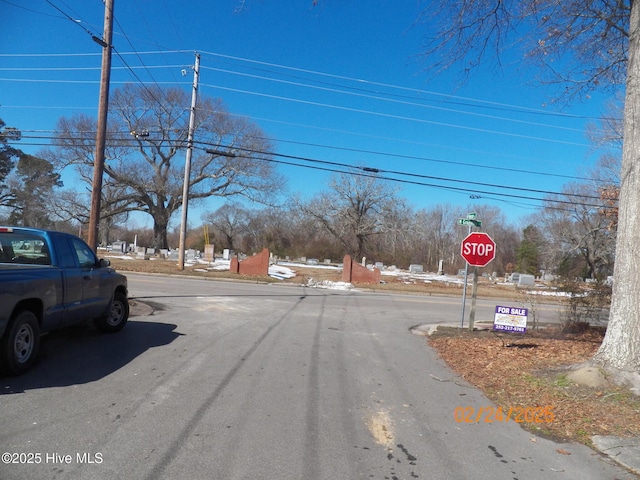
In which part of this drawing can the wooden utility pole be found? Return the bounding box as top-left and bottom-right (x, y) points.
(178, 53), (200, 270)
(88, 0), (114, 251)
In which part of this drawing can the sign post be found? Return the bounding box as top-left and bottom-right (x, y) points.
(460, 231), (496, 331)
(458, 214), (479, 327)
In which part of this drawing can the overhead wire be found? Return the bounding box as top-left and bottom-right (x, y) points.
(0, 20), (619, 213)
(8, 128), (613, 210)
(2, 44), (604, 124)
(200, 65), (587, 134)
(198, 50), (616, 122)
(11, 127), (599, 185)
(199, 82), (592, 148)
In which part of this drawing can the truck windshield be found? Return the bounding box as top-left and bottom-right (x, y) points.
(0, 233), (51, 265)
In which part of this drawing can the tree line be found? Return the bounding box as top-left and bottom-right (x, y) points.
(0, 112), (616, 279)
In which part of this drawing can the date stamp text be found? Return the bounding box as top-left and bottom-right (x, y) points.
(453, 406), (555, 423)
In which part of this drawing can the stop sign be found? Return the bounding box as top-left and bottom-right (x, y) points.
(461, 232), (496, 267)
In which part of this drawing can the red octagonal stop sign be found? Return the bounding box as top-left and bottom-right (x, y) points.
(461, 232), (496, 267)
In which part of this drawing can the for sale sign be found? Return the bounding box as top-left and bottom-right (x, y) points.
(494, 306), (528, 334)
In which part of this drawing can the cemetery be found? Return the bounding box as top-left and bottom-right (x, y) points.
(102, 243), (581, 301)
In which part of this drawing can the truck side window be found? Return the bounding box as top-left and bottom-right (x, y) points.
(56, 236), (77, 268)
(71, 238), (97, 268)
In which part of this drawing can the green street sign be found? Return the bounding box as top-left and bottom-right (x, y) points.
(458, 218), (482, 227)
(467, 212), (478, 220)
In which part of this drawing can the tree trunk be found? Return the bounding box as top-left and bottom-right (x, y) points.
(594, 1), (640, 372)
(153, 219), (169, 250)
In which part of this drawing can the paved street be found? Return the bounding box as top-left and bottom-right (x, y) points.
(0, 274), (634, 479)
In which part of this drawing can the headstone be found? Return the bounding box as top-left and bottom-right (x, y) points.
(204, 244), (215, 262)
(518, 274), (535, 286)
(112, 241), (127, 253)
(409, 264), (424, 274)
(437, 259), (444, 275)
(374, 262), (384, 270)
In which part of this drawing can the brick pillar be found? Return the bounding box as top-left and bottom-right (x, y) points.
(342, 254), (353, 283)
(232, 248), (270, 276)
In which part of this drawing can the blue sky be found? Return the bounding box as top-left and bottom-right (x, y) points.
(0, 1), (621, 228)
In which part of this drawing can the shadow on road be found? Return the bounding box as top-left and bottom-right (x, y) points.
(0, 320), (182, 394)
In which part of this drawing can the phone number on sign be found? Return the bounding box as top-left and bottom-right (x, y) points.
(453, 406), (555, 423)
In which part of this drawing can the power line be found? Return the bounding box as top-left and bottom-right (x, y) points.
(11, 129), (598, 184)
(244, 135), (595, 182)
(10, 129), (611, 208)
(198, 50), (615, 122)
(44, 0), (106, 46)
(195, 143), (606, 203)
(0, 48), (617, 125)
(200, 82), (593, 148)
(200, 65), (587, 134)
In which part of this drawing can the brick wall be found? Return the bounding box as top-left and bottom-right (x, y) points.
(230, 248), (270, 276)
(342, 254), (381, 284)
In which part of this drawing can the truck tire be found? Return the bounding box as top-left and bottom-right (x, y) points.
(1, 310), (40, 375)
(93, 291), (129, 333)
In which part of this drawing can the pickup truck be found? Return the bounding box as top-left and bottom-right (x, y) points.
(0, 226), (129, 375)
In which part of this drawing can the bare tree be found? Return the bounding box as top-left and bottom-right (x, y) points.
(299, 171), (401, 261)
(536, 184), (616, 279)
(420, 1), (629, 99)
(202, 202), (251, 251)
(419, 0), (640, 373)
(412, 204), (459, 271)
(50, 85), (284, 249)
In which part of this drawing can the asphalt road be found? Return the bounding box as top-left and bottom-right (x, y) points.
(0, 274), (633, 480)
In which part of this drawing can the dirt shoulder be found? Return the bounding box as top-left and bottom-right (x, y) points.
(427, 326), (640, 446)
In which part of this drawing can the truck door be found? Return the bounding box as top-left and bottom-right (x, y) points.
(55, 235), (84, 326)
(69, 237), (111, 320)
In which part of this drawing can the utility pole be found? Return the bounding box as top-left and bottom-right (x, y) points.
(178, 53), (200, 271)
(88, 0), (114, 251)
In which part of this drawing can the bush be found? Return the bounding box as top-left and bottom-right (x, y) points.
(554, 278), (611, 332)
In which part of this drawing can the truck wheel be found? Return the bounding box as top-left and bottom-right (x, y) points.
(94, 292), (129, 333)
(1, 310), (40, 375)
